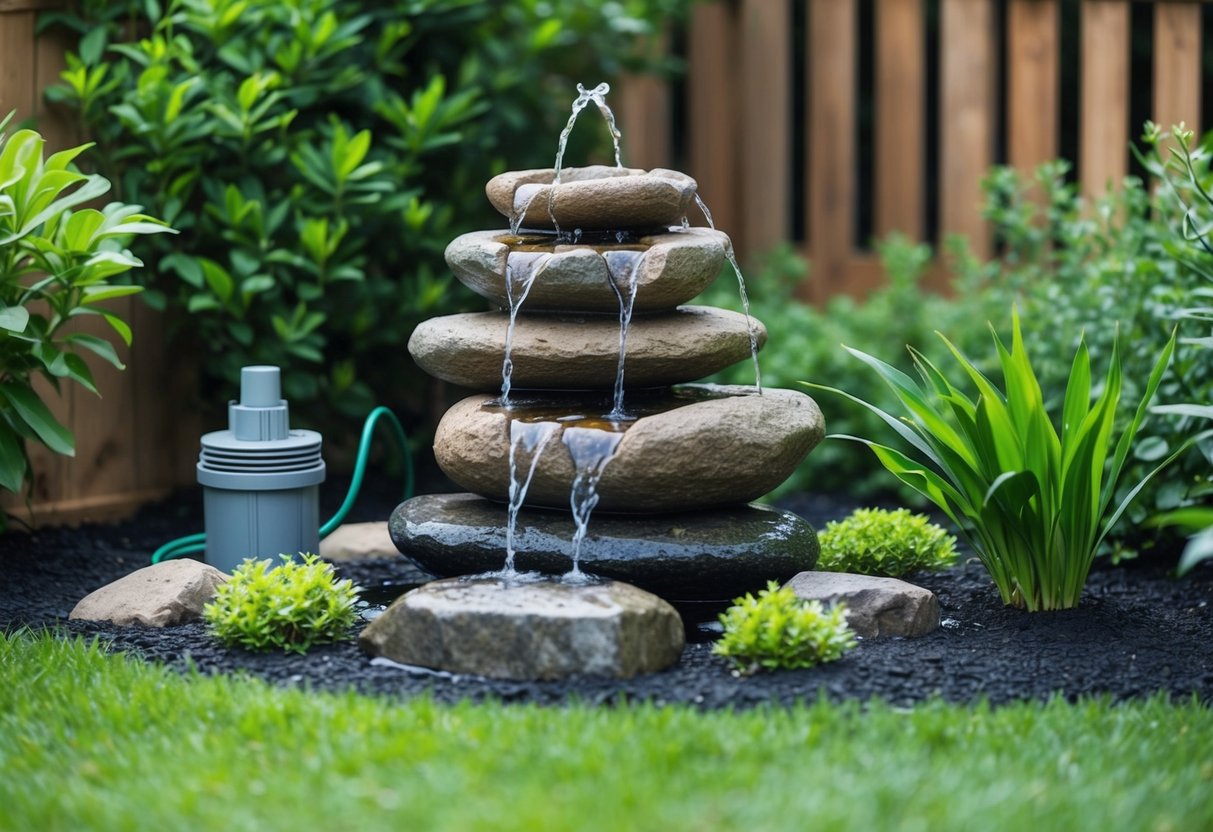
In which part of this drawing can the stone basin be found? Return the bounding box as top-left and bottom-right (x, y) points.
(408, 306), (765, 391)
(445, 228), (728, 314)
(433, 384), (825, 513)
(486, 166), (698, 231)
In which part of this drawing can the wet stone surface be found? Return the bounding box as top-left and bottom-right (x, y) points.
(389, 493), (820, 600)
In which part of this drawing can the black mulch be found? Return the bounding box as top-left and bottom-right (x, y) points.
(3, 480), (1211, 709)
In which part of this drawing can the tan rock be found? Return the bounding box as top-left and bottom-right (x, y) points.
(445, 228), (729, 314)
(358, 576), (685, 680)
(318, 522), (397, 561)
(69, 559), (228, 627)
(433, 384), (825, 513)
(485, 166), (698, 231)
(408, 306), (765, 391)
(783, 572), (940, 638)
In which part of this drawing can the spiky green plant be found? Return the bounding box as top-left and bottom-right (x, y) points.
(807, 308), (1189, 611)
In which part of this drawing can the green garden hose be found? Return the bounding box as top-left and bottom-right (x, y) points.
(151, 406), (413, 564)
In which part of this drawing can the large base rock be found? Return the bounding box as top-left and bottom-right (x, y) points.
(390, 493), (819, 600)
(359, 576), (685, 680)
(434, 384), (824, 513)
(70, 559), (228, 627)
(784, 572), (940, 638)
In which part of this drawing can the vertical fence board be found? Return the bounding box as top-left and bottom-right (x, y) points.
(688, 1), (739, 241)
(0, 11), (34, 116)
(1007, 0), (1059, 176)
(939, 0), (994, 258)
(1153, 1), (1202, 140)
(618, 53), (671, 171)
(1080, 0), (1129, 199)
(807, 0), (858, 301)
(739, 0), (791, 254)
(875, 0), (925, 239)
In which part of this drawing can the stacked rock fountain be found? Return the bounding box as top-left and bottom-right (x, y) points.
(360, 85), (827, 680)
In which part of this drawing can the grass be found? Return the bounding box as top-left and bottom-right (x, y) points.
(2, 630), (1211, 832)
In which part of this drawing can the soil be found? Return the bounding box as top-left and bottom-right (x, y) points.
(3, 479), (1211, 709)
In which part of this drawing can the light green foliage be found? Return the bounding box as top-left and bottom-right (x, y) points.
(5, 631), (1212, 832)
(1145, 122), (1213, 574)
(818, 507), (957, 577)
(43, 0), (686, 434)
(203, 553), (357, 653)
(0, 113), (172, 523)
(713, 580), (856, 673)
(810, 308), (1188, 611)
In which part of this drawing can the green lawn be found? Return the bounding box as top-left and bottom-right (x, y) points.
(2, 630), (1209, 832)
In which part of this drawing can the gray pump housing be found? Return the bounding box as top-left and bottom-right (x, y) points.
(197, 366), (325, 573)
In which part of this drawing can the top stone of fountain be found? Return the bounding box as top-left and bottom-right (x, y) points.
(486, 166), (698, 231)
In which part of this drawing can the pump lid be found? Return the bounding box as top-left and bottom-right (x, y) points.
(230, 365), (290, 441)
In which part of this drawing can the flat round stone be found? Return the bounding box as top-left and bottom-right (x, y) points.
(358, 576), (685, 680)
(433, 384), (825, 513)
(408, 306), (765, 391)
(390, 493), (820, 601)
(485, 166), (698, 231)
(445, 228), (728, 313)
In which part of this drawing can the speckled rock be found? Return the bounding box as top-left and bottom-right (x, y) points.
(445, 228), (729, 313)
(408, 306), (765, 391)
(485, 166), (697, 231)
(358, 576), (685, 680)
(389, 493), (819, 600)
(433, 384), (824, 513)
(784, 571), (940, 638)
(69, 559), (228, 627)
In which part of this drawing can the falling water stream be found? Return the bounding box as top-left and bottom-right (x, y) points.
(694, 194), (763, 395)
(602, 249), (645, 420)
(500, 251), (551, 406)
(501, 419), (561, 577)
(562, 426), (624, 581)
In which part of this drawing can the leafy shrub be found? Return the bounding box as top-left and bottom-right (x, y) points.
(713, 580), (856, 674)
(817, 507), (957, 578)
(0, 112), (172, 526)
(43, 0), (686, 437)
(810, 308), (1185, 611)
(203, 553), (358, 654)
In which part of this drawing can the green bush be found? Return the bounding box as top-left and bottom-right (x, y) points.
(0, 113), (172, 526)
(43, 0), (686, 438)
(817, 507), (957, 578)
(713, 580), (857, 674)
(203, 553), (358, 653)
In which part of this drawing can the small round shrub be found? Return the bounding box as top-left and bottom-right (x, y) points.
(818, 508), (958, 578)
(203, 554), (358, 654)
(713, 581), (857, 674)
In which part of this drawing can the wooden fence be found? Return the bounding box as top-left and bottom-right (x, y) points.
(1, 0), (197, 525)
(620, 0), (1210, 301)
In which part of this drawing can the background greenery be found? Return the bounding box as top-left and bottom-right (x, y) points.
(42, 0), (686, 449)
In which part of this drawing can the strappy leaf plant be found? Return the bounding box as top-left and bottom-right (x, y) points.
(807, 308), (1191, 611)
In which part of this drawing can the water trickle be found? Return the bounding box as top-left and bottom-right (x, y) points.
(602, 250), (645, 420)
(500, 252), (551, 405)
(691, 193), (762, 395)
(509, 186), (544, 236)
(562, 426), (624, 581)
(501, 419), (560, 576)
(547, 82), (624, 237)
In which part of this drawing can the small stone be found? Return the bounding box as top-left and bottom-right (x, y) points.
(445, 228), (728, 314)
(434, 384), (824, 513)
(390, 493), (820, 600)
(409, 306), (765, 391)
(69, 559), (228, 627)
(783, 572), (940, 638)
(358, 577), (685, 680)
(318, 522), (398, 561)
(485, 166), (698, 231)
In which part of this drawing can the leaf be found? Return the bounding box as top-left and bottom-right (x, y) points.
(0, 305), (29, 333)
(66, 333), (126, 370)
(81, 285), (144, 305)
(0, 422), (27, 493)
(0, 382), (74, 456)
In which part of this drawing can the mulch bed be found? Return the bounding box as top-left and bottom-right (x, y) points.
(3, 481), (1210, 708)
